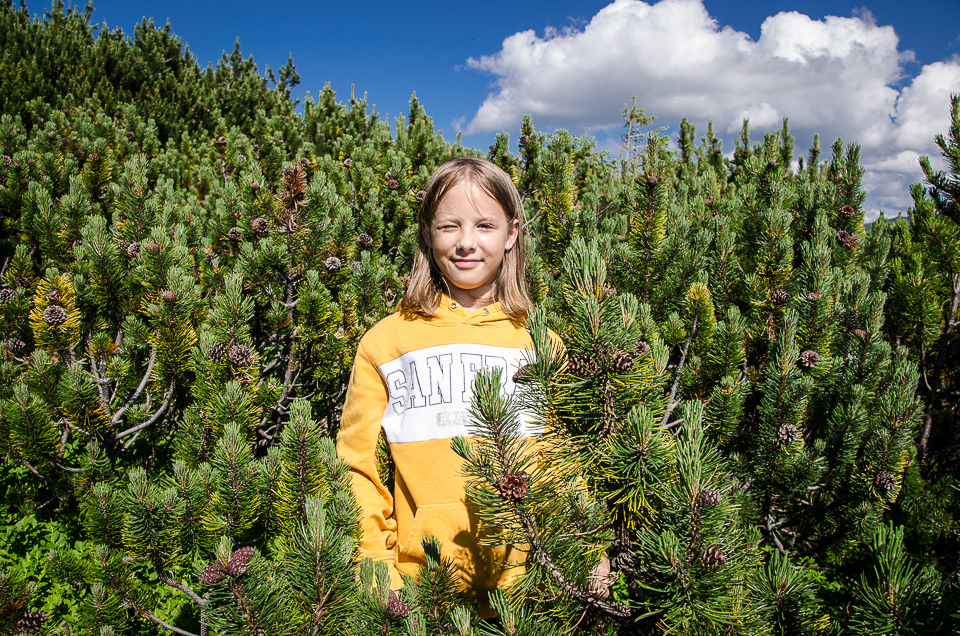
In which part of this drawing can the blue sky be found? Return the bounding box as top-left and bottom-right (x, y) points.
(64, 0), (960, 217)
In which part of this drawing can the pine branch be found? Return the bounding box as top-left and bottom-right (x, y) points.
(661, 313), (698, 429)
(919, 273), (960, 461)
(110, 346), (157, 425)
(520, 513), (630, 619)
(116, 377), (176, 441)
(142, 609), (200, 636)
(18, 456), (73, 491)
(154, 560), (207, 606)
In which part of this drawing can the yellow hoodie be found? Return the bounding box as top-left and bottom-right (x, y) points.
(336, 296), (542, 601)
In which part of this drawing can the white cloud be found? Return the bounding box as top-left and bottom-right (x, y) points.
(463, 0), (960, 219)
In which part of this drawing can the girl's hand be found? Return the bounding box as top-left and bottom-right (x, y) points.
(589, 554), (613, 598)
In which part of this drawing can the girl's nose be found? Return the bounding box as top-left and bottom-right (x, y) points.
(457, 229), (477, 250)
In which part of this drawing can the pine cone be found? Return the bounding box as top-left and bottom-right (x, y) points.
(770, 289), (790, 305)
(646, 175), (659, 185)
(854, 329), (867, 339)
(497, 472), (529, 502)
(835, 230), (860, 249)
(278, 166), (308, 208)
(386, 592), (411, 619)
(217, 136), (228, 144)
(199, 563), (225, 584)
(228, 344), (253, 366)
(209, 342), (229, 362)
(415, 190), (426, 201)
(518, 134), (531, 146)
(144, 242), (161, 254)
(126, 241), (141, 257)
(227, 227), (243, 242)
(250, 180), (262, 191)
(634, 340), (650, 357)
(125, 130), (136, 140)
(299, 157), (310, 168)
(777, 423), (799, 445)
(386, 178), (399, 190)
(0, 288), (15, 304)
(14, 276), (31, 289)
(224, 546), (256, 577)
(251, 218), (269, 234)
(3, 338), (26, 354)
(806, 291), (820, 302)
(45, 288), (60, 301)
(161, 290), (178, 303)
(343, 158), (352, 167)
(839, 204), (856, 218)
(325, 256), (341, 272)
(512, 364), (535, 383)
(797, 349), (820, 371)
(43, 304), (68, 326)
(358, 233), (374, 247)
(700, 545), (727, 568)
(608, 349), (634, 374)
(875, 471), (897, 492)
(567, 352), (594, 378)
(13, 610), (47, 634)
(697, 489), (721, 508)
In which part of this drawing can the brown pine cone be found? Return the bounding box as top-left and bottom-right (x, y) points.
(209, 342), (229, 362)
(701, 545), (727, 568)
(386, 591), (412, 619)
(415, 190), (426, 201)
(299, 157), (310, 168)
(325, 256), (342, 272)
(199, 563), (225, 584)
(608, 349), (634, 374)
(43, 304), (68, 326)
(512, 364), (535, 383)
(770, 289), (790, 305)
(228, 344), (253, 366)
(806, 291), (820, 302)
(251, 218), (269, 234)
(14, 276), (31, 288)
(3, 338), (26, 353)
(835, 230), (860, 249)
(227, 227), (243, 242)
(386, 178), (399, 190)
(697, 489), (721, 508)
(161, 290), (178, 303)
(126, 241), (141, 257)
(875, 471), (897, 492)
(0, 288), (15, 304)
(45, 288), (61, 301)
(13, 610), (47, 635)
(358, 233), (374, 247)
(567, 352), (594, 378)
(854, 329), (867, 340)
(144, 242), (161, 254)
(497, 472), (529, 502)
(839, 204), (856, 218)
(777, 423), (799, 445)
(797, 349), (820, 371)
(224, 546), (256, 577)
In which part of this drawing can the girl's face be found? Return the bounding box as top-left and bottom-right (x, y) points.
(428, 180), (519, 312)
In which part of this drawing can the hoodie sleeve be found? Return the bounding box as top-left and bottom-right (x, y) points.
(336, 340), (403, 589)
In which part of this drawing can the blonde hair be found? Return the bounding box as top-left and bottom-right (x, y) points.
(401, 157), (532, 318)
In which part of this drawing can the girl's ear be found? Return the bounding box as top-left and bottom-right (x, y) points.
(505, 218), (520, 251)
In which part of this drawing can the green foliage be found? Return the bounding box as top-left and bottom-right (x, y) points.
(2, 4), (960, 635)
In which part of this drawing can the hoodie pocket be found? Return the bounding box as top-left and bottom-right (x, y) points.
(398, 502), (471, 562)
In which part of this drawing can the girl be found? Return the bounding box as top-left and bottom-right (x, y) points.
(336, 157), (543, 610)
